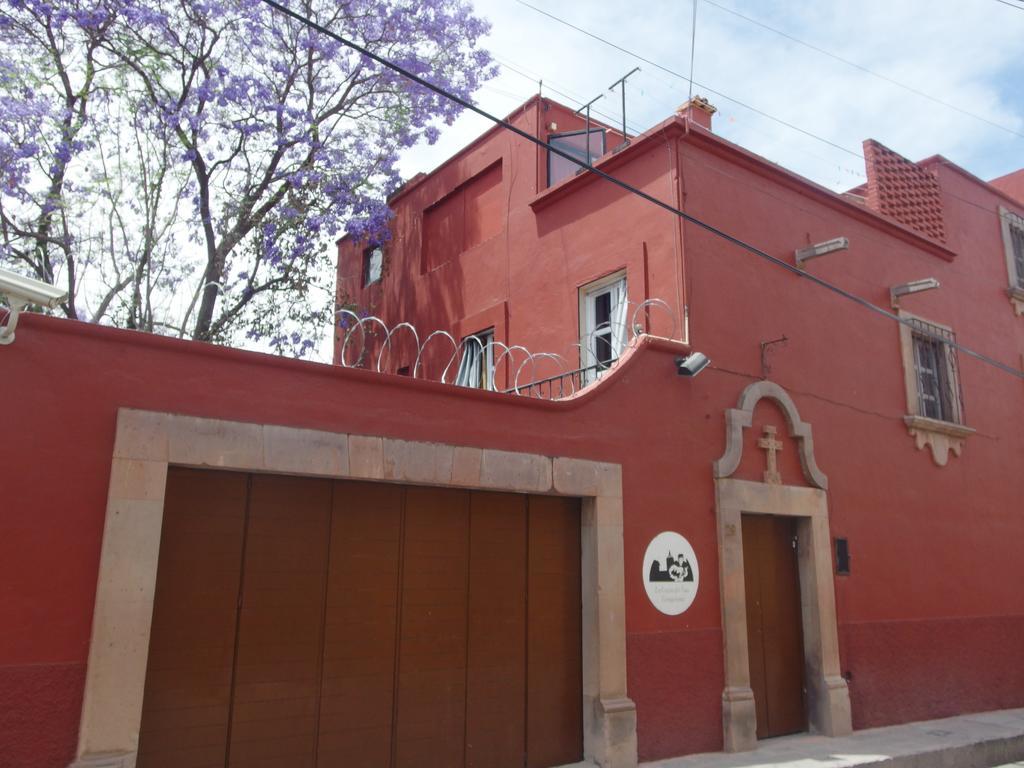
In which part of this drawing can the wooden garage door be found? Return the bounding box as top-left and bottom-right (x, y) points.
(138, 470), (582, 768)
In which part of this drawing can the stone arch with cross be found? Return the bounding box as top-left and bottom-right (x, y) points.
(713, 379), (828, 489)
(710, 380), (850, 751)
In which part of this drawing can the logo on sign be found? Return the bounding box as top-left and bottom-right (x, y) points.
(643, 531), (699, 616)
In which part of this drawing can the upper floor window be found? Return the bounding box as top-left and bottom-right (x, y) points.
(998, 205), (1024, 315)
(579, 271), (627, 383)
(911, 332), (958, 423)
(455, 328), (494, 390)
(363, 246), (383, 286)
(548, 128), (606, 187)
(898, 312), (974, 465)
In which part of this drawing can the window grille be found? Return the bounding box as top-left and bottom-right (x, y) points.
(907, 317), (964, 424)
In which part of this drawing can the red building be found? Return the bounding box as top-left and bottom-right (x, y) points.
(2, 94), (1024, 768)
(333, 94), (1024, 753)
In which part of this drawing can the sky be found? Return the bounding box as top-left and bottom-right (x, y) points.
(398, 0), (1024, 193)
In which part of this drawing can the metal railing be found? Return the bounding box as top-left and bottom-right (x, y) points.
(503, 361), (615, 399)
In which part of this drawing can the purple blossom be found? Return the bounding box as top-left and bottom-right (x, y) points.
(1, 0), (495, 345)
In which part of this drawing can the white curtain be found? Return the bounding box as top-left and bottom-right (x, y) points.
(610, 278), (628, 360)
(455, 339), (482, 387)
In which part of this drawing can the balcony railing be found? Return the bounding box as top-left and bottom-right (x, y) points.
(503, 360), (616, 400)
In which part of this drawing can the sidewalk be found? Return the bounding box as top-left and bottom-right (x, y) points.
(642, 707), (1024, 768)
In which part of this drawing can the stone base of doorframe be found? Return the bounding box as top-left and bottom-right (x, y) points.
(587, 696), (639, 768)
(721, 686), (757, 752)
(70, 409), (639, 768)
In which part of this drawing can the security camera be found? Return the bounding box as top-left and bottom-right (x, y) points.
(0, 267), (67, 346)
(0, 267), (66, 308)
(675, 352), (710, 377)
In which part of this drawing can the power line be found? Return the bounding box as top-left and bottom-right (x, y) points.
(255, 0), (1024, 383)
(993, 0), (1024, 10)
(702, 0), (1024, 140)
(512, 0), (865, 159)
(495, 55), (868, 183)
(510, 0), (1022, 222)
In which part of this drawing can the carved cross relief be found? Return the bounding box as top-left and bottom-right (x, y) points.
(713, 380), (829, 491)
(757, 425), (783, 485)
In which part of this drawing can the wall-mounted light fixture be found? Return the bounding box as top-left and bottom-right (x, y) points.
(890, 277), (940, 308)
(676, 352), (710, 377)
(0, 267), (67, 346)
(795, 237), (849, 267)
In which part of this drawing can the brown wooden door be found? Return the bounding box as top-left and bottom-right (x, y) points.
(464, 491), (528, 768)
(393, 486), (471, 768)
(137, 468), (248, 768)
(140, 472), (582, 768)
(317, 481), (403, 767)
(526, 495), (583, 767)
(742, 514), (806, 739)
(226, 474), (332, 768)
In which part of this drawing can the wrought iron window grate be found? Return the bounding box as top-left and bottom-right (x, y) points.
(907, 317), (965, 425)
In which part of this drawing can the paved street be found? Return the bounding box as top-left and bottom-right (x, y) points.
(641, 707), (1024, 768)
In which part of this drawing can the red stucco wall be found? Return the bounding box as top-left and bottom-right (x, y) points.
(3, 302), (1024, 765)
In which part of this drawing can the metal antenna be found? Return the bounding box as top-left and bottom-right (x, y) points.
(608, 66), (640, 150)
(575, 93), (605, 168)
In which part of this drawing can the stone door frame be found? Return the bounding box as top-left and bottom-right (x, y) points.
(713, 381), (852, 752)
(71, 408), (637, 768)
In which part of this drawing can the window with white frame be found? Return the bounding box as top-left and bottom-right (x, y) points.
(999, 207), (1024, 310)
(579, 272), (627, 383)
(455, 328), (494, 390)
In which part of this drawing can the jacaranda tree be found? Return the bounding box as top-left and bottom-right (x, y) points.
(0, 0), (495, 353)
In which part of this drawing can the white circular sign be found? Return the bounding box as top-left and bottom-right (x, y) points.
(643, 531), (699, 615)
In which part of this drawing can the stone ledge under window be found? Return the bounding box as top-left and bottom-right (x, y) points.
(1008, 286), (1024, 317)
(904, 415), (976, 466)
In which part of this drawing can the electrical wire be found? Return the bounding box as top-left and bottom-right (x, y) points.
(703, 0), (1024, 140)
(255, 0), (1024, 382)
(993, 0), (1024, 10)
(496, 55), (868, 184)
(510, 0), (1023, 224)
(512, 0), (865, 159)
